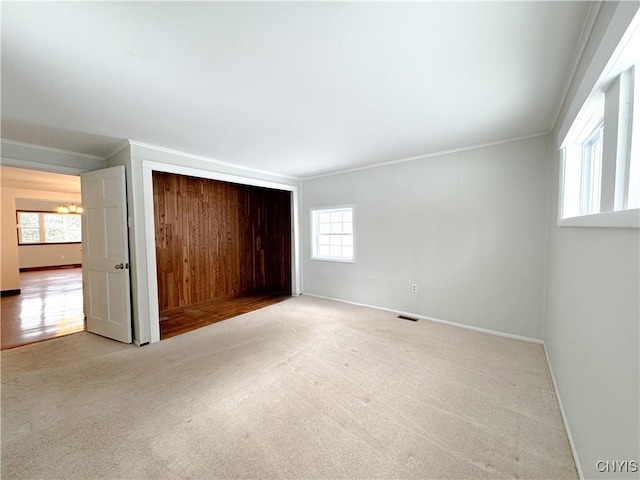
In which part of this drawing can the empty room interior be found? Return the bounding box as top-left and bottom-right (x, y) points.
(1, 2), (638, 480)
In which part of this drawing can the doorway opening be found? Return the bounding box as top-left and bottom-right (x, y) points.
(152, 171), (292, 339)
(0, 167), (85, 349)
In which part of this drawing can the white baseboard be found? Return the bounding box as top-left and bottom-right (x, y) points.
(302, 293), (544, 344)
(303, 292), (582, 478)
(542, 343), (584, 480)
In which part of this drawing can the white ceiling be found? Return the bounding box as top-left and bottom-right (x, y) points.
(1, 1), (593, 178)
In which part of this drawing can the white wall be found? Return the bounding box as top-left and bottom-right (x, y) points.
(302, 135), (550, 339)
(18, 244), (82, 269)
(1, 187), (23, 291)
(545, 220), (639, 479)
(546, 2), (640, 478)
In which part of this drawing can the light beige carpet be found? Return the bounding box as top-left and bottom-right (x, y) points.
(1, 295), (577, 479)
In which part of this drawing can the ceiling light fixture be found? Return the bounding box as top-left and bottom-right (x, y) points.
(57, 203), (83, 214)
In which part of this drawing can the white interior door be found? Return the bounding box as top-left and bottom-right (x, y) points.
(81, 165), (132, 343)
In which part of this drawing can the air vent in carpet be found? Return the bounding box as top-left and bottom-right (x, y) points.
(397, 315), (418, 322)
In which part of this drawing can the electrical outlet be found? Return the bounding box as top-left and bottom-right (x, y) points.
(61, 255), (65, 259)
(411, 284), (418, 293)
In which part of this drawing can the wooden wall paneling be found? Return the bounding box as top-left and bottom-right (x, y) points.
(152, 172), (292, 315)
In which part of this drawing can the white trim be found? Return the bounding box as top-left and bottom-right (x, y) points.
(302, 132), (549, 181)
(0, 138), (105, 160)
(130, 140), (299, 181)
(291, 189), (301, 297)
(141, 165), (161, 344)
(560, 94), (605, 149)
(542, 344), (584, 480)
(551, 1), (603, 132)
(292, 188), (302, 294)
(141, 160), (302, 343)
(0, 156), (87, 176)
(141, 160), (299, 193)
(302, 293), (544, 345)
(310, 257), (355, 264)
(104, 140), (131, 161)
(559, 207), (640, 228)
(556, 1), (640, 149)
(557, 148), (567, 224)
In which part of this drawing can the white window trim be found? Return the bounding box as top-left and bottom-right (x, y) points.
(580, 124), (603, 215)
(310, 205), (355, 263)
(558, 208), (640, 228)
(558, 14), (639, 229)
(559, 149), (640, 228)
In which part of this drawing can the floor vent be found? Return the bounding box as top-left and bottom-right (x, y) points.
(397, 315), (419, 322)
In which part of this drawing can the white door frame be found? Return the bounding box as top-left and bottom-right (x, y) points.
(141, 160), (301, 344)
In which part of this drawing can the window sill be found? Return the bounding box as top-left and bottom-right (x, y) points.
(18, 242), (82, 246)
(558, 208), (640, 228)
(311, 256), (355, 264)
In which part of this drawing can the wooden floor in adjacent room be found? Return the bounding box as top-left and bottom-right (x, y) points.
(1, 268), (85, 350)
(160, 290), (289, 340)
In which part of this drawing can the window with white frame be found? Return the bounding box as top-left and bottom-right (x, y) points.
(559, 12), (639, 227)
(581, 125), (603, 215)
(311, 206), (354, 262)
(17, 211), (82, 245)
(629, 66), (640, 209)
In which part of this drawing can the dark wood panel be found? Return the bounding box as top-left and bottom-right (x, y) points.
(159, 291), (288, 340)
(152, 172), (292, 315)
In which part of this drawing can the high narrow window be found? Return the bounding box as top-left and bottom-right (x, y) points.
(580, 125), (603, 215)
(628, 66), (640, 209)
(311, 206), (354, 262)
(558, 10), (639, 228)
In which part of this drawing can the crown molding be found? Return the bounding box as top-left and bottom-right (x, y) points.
(128, 140), (300, 181)
(302, 131), (550, 181)
(104, 140), (131, 160)
(0, 156), (88, 176)
(0, 138), (105, 161)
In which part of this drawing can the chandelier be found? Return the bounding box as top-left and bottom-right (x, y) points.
(57, 203), (84, 214)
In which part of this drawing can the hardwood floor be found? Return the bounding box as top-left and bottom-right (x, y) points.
(1, 268), (85, 350)
(160, 290), (288, 340)
(1, 268), (286, 347)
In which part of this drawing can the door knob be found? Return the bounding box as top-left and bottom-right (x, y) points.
(115, 263), (124, 270)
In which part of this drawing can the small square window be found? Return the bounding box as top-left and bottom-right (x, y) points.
(311, 206), (354, 262)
